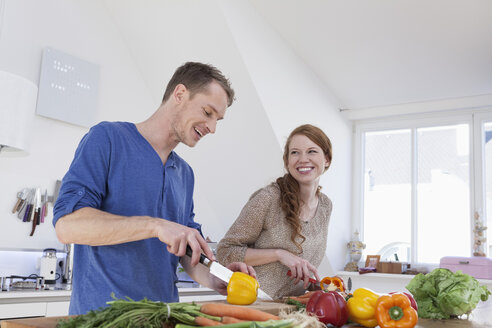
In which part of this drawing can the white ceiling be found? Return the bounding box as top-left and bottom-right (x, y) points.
(249, 0), (492, 110)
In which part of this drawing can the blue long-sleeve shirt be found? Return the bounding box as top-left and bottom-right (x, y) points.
(53, 121), (201, 315)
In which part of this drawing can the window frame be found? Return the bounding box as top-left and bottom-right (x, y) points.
(353, 108), (492, 266)
(474, 111), (492, 257)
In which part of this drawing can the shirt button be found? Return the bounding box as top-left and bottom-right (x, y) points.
(77, 191), (83, 195)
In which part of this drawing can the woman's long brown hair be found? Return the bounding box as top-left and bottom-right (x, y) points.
(276, 124), (332, 254)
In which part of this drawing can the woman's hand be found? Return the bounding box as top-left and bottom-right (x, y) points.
(276, 249), (320, 289)
(211, 262), (257, 295)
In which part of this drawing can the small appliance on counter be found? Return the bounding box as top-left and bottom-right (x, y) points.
(1, 275), (45, 291)
(39, 248), (58, 284)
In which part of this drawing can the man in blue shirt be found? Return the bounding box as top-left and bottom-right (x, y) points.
(53, 62), (254, 315)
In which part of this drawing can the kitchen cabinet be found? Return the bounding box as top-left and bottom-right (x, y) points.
(0, 289), (71, 320)
(0, 287), (224, 320)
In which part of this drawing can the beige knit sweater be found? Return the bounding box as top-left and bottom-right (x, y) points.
(216, 183), (332, 300)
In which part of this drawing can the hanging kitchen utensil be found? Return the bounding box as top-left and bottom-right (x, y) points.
(30, 188), (41, 236)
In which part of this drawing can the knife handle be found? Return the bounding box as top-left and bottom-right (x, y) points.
(185, 245), (210, 266)
(286, 270), (318, 285)
(12, 199), (22, 213)
(24, 204), (32, 222)
(30, 211), (38, 236)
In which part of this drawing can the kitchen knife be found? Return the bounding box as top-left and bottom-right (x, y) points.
(286, 270), (320, 289)
(17, 189), (32, 220)
(12, 189), (27, 213)
(41, 189), (48, 223)
(30, 188), (41, 236)
(185, 245), (273, 301)
(51, 180), (62, 204)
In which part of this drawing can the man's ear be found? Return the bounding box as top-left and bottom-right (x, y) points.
(173, 84), (187, 104)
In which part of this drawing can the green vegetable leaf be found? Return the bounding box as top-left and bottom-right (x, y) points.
(406, 268), (491, 319)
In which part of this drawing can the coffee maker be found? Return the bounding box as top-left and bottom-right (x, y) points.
(39, 248), (57, 284)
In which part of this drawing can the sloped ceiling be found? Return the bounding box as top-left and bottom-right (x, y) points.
(249, 0), (492, 109)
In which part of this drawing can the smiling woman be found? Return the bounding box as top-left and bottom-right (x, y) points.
(217, 124), (334, 300)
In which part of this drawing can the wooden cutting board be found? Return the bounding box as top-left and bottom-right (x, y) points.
(0, 316), (70, 328)
(0, 301), (296, 328)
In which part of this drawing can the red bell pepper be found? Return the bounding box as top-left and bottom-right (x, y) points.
(389, 291), (418, 312)
(306, 290), (348, 327)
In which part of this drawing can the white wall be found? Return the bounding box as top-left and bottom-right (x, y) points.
(0, 0), (284, 268)
(0, 0), (153, 258)
(103, 0), (284, 241)
(0, 0), (353, 277)
(218, 0), (353, 273)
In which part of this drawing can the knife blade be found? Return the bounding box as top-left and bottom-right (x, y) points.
(51, 180), (62, 204)
(185, 245), (273, 301)
(41, 189), (48, 223)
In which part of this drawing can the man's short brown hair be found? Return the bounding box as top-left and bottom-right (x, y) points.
(162, 62), (235, 107)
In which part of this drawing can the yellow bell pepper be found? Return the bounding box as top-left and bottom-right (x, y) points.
(226, 272), (259, 305)
(347, 288), (380, 327)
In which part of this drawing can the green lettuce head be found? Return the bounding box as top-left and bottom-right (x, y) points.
(406, 268), (491, 319)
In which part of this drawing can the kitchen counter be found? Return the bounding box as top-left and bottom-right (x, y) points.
(0, 288), (72, 301)
(0, 285), (72, 319)
(1, 299), (491, 328)
(0, 286), (225, 319)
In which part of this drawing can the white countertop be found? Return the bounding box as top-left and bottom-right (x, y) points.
(0, 286), (219, 301)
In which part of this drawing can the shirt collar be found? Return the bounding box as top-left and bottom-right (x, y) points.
(165, 151), (177, 169)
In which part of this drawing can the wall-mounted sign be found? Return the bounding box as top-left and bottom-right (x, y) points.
(36, 47), (100, 127)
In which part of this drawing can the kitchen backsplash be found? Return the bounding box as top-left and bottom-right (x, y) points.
(0, 250), (64, 279)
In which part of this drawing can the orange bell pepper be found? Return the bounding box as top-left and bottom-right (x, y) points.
(320, 276), (345, 292)
(375, 293), (418, 328)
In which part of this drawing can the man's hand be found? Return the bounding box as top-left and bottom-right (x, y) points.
(212, 262), (256, 296)
(155, 219), (214, 265)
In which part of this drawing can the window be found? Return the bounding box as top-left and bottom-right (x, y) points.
(355, 111), (492, 265)
(416, 124), (470, 263)
(486, 122), (492, 255)
(473, 118), (492, 256)
(363, 129), (411, 262)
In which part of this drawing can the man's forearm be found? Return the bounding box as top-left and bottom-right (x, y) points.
(55, 207), (161, 246)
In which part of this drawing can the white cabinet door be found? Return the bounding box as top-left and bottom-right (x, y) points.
(0, 302), (46, 319)
(46, 301), (70, 317)
(179, 295), (226, 303)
